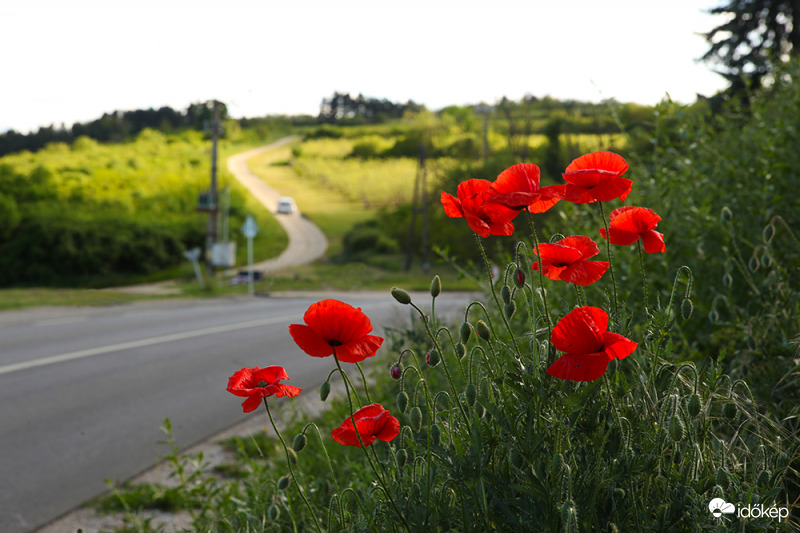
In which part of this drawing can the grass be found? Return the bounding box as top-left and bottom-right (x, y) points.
(0, 287), (169, 311)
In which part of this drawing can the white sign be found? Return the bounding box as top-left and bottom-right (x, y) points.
(241, 215), (258, 239)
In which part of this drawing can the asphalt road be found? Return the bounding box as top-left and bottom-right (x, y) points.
(0, 292), (468, 533)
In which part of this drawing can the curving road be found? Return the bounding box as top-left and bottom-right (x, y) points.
(227, 137), (328, 272)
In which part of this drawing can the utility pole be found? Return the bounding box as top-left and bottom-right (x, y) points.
(206, 101), (220, 274)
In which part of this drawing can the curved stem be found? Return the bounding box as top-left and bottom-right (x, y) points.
(263, 399), (322, 533)
(355, 362), (372, 404)
(526, 212), (553, 337)
(598, 202), (619, 315)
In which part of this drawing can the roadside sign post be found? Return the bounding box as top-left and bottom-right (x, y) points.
(240, 215), (259, 295)
(183, 247), (204, 286)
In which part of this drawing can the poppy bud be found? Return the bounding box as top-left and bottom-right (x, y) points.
(268, 504), (279, 520)
(722, 402), (737, 420)
(465, 383), (477, 406)
(277, 475), (291, 490)
(430, 423), (441, 446)
(762, 223), (775, 243)
(474, 402), (485, 418)
(761, 252), (772, 268)
(514, 268), (525, 288)
(410, 406), (423, 432)
(390, 364), (402, 380)
(720, 206), (733, 223)
(560, 500), (578, 531)
(476, 320), (491, 341)
(552, 453), (564, 474)
(396, 448), (408, 468)
(292, 433), (307, 453)
(286, 448), (298, 465)
(319, 380), (331, 402)
(391, 287), (412, 305)
(397, 391), (409, 413)
(430, 275), (441, 298)
(687, 393), (701, 417)
(668, 415), (684, 442)
(459, 322), (473, 343)
(501, 285), (511, 305)
(708, 310), (719, 324)
(681, 298), (693, 320)
(722, 273), (732, 288)
(748, 255), (759, 273)
(455, 342), (466, 359)
(504, 301), (516, 319)
(426, 350), (440, 367)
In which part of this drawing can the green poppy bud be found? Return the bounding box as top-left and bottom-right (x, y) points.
(553, 453), (564, 473)
(286, 448), (298, 465)
(748, 256), (759, 273)
(430, 423), (441, 446)
(762, 223), (775, 243)
(391, 287), (411, 305)
(426, 349), (440, 367)
(668, 415), (684, 442)
(722, 273), (733, 288)
(474, 402), (485, 418)
(504, 300), (516, 319)
(687, 393), (701, 417)
(465, 383), (477, 407)
(397, 391), (409, 413)
(410, 406), (423, 432)
(560, 500), (578, 531)
(292, 433), (307, 453)
(455, 342), (466, 359)
(459, 322), (472, 344)
(277, 475), (291, 490)
(720, 206), (733, 223)
(430, 275), (441, 298)
(722, 402), (737, 420)
(501, 285), (511, 305)
(476, 320), (491, 341)
(268, 504), (279, 520)
(319, 380), (331, 402)
(514, 267), (525, 289)
(681, 299), (693, 320)
(396, 448), (408, 468)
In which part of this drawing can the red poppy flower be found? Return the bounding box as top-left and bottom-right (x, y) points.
(441, 179), (518, 238)
(331, 403), (401, 447)
(547, 307), (638, 382)
(562, 151), (632, 204)
(599, 206), (666, 253)
(532, 235), (609, 286)
(289, 299), (384, 363)
(486, 162), (566, 213)
(226, 366), (303, 413)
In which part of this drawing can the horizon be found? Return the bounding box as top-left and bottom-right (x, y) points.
(1, 1), (729, 134)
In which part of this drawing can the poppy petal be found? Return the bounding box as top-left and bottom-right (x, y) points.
(273, 384), (303, 398)
(547, 352), (609, 382)
(591, 177), (633, 202)
(376, 415), (401, 442)
(641, 230), (666, 253)
(535, 243), (584, 265)
(527, 185), (566, 213)
(565, 151), (628, 175)
(463, 209), (492, 238)
(441, 192), (464, 218)
(303, 300), (373, 345)
(557, 236), (601, 259)
(563, 184), (598, 204)
(241, 394), (263, 413)
(289, 324), (334, 357)
(602, 331), (638, 360)
(551, 306), (607, 354)
(334, 335), (384, 363)
(561, 260), (609, 286)
(253, 366), (290, 385)
(599, 227), (641, 246)
(609, 206), (661, 232)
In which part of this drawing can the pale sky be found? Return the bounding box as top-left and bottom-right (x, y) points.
(0, 1), (728, 133)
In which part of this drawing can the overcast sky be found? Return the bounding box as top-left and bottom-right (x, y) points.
(0, 1), (728, 133)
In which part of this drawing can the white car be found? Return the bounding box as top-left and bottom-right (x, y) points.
(276, 196), (297, 214)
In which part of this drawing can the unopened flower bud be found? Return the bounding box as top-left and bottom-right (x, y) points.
(430, 275), (441, 298)
(430, 423), (441, 446)
(268, 504), (279, 520)
(476, 320), (491, 341)
(390, 364), (402, 380)
(277, 475), (291, 490)
(514, 268), (525, 288)
(426, 350), (440, 367)
(319, 380), (331, 402)
(410, 406), (422, 432)
(396, 448), (408, 467)
(465, 383), (477, 406)
(668, 415), (685, 442)
(474, 402), (485, 418)
(459, 322), (472, 343)
(762, 223), (775, 243)
(501, 285), (511, 305)
(286, 448), (298, 465)
(687, 393), (701, 417)
(504, 300), (516, 319)
(397, 391), (409, 413)
(681, 298), (693, 320)
(720, 206), (733, 223)
(455, 342), (466, 359)
(722, 402), (737, 420)
(292, 433), (307, 452)
(391, 287), (412, 305)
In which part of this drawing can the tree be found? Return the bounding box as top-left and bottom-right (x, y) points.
(702, 0), (800, 92)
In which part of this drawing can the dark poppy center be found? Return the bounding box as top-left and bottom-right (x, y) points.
(329, 340), (343, 347)
(257, 381), (268, 388)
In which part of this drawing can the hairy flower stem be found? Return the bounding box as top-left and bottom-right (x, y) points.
(333, 354), (410, 532)
(474, 233), (523, 357)
(637, 240), (649, 312)
(525, 212), (553, 346)
(598, 202), (619, 316)
(305, 423), (345, 526)
(355, 362), (372, 404)
(263, 399), (323, 533)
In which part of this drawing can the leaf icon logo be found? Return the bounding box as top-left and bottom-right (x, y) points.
(709, 498), (736, 518)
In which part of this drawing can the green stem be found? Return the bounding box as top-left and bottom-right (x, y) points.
(333, 354), (410, 532)
(598, 202), (619, 316)
(637, 240), (649, 312)
(306, 423), (345, 527)
(525, 212), (553, 345)
(355, 362), (372, 404)
(263, 399), (322, 533)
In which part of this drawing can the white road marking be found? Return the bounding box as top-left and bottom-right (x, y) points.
(0, 314), (296, 376)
